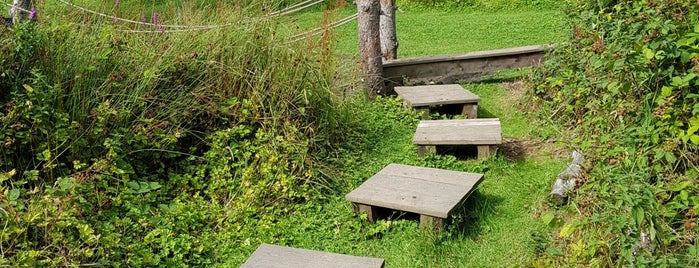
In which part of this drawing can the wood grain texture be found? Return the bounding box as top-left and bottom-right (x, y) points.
(413, 119), (502, 145)
(383, 45), (550, 85)
(420, 215), (446, 233)
(241, 244), (385, 268)
(345, 164), (483, 218)
(395, 84), (480, 107)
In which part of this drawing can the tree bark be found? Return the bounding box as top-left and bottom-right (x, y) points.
(9, 0), (31, 24)
(357, 0), (385, 97)
(380, 0), (397, 61)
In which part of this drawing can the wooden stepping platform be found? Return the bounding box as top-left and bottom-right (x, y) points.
(395, 84), (480, 119)
(413, 118), (502, 159)
(345, 164), (484, 232)
(241, 244), (385, 268)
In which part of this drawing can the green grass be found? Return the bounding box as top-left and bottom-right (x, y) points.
(290, 7), (568, 57)
(2, 1), (571, 266)
(227, 82), (569, 267)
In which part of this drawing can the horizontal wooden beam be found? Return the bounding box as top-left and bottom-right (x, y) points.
(383, 45), (551, 86)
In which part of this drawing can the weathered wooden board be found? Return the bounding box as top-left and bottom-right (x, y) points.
(394, 84), (480, 107)
(413, 119), (502, 145)
(345, 164), (483, 218)
(383, 45), (548, 85)
(241, 244), (385, 268)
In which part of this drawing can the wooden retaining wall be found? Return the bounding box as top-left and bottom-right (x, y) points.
(383, 45), (550, 86)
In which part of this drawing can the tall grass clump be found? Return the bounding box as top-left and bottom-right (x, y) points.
(529, 0), (699, 266)
(0, 0), (356, 265)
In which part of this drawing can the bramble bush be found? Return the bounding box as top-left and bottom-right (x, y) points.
(530, 0), (699, 266)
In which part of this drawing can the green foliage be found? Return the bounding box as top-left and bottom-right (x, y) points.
(0, 2), (354, 265)
(531, 0), (699, 266)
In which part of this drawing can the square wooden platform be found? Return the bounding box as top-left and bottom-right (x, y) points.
(413, 118), (502, 159)
(345, 163), (484, 232)
(241, 244), (385, 268)
(395, 84), (480, 119)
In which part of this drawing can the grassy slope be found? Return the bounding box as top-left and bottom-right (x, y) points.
(222, 5), (572, 268)
(228, 81), (569, 267)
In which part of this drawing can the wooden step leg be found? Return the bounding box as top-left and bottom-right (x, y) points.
(420, 215), (446, 233)
(418, 145), (436, 157)
(416, 107), (430, 120)
(477, 145), (490, 159)
(462, 104), (478, 119)
(353, 203), (378, 222)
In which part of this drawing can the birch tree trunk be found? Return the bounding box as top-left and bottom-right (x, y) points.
(357, 0), (385, 97)
(380, 0), (398, 61)
(9, 0), (31, 24)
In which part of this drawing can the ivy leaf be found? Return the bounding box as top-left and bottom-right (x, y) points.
(691, 135), (699, 145)
(148, 182), (161, 191)
(671, 76), (686, 87)
(661, 86), (673, 97)
(8, 189), (20, 201)
(643, 48), (655, 60)
(58, 177), (74, 191)
(541, 213), (556, 226)
(127, 181), (140, 190)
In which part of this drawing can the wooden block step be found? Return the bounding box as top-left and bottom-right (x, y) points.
(395, 84), (480, 119)
(345, 164), (484, 232)
(413, 118), (502, 159)
(241, 244), (385, 268)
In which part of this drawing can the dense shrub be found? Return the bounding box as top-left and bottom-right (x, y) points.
(531, 0), (699, 266)
(0, 1), (355, 265)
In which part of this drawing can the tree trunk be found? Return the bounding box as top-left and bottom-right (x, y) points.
(380, 0), (397, 61)
(9, 0), (31, 24)
(357, 0), (385, 97)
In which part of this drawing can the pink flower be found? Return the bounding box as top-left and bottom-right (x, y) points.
(29, 8), (37, 20)
(152, 12), (158, 25)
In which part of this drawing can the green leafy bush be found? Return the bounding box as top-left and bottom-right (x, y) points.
(531, 0), (699, 266)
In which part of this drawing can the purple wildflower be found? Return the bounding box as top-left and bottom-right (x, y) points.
(152, 12), (158, 25)
(114, 0), (120, 8)
(113, 17), (119, 24)
(29, 8), (37, 20)
(140, 14), (146, 27)
(158, 25), (164, 33)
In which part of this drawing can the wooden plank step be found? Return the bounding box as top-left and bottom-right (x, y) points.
(394, 84), (480, 119)
(413, 118), (502, 159)
(241, 244), (385, 268)
(345, 164), (483, 232)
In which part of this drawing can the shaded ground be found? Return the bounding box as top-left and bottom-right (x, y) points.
(500, 137), (567, 161)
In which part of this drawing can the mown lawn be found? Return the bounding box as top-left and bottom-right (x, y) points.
(290, 6), (568, 57)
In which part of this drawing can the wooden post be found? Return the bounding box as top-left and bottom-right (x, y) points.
(9, 0), (32, 24)
(379, 0), (398, 61)
(357, 0), (385, 97)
